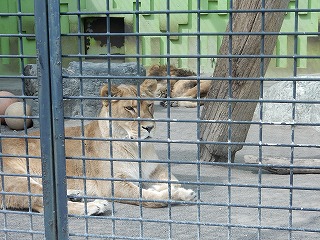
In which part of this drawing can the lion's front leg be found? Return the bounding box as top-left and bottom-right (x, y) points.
(112, 165), (197, 207)
(148, 184), (197, 202)
(67, 199), (110, 216)
(147, 165), (197, 203)
(112, 173), (168, 208)
(66, 189), (111, 215)
(2, 177), (110, 215)
(0, 175), (44, 213)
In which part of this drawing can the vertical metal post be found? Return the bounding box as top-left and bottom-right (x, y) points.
(34, 0), (69, 239)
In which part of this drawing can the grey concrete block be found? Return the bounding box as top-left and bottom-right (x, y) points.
(254, 76), (320, 131)
(24, 61), (146, 120)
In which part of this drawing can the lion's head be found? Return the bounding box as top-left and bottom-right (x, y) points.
(99, 80), (157, 140)
(147, 64), (196, 98)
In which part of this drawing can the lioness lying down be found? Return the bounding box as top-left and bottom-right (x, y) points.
(148, 64), (211, 108)
(0, 80), (196, 215)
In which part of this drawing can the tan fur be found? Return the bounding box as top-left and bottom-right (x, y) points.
(171, 79), (211, 108)
(147, 65), (180, 98)
(0, 80), (196, 215)
(147, 64), (211, 107)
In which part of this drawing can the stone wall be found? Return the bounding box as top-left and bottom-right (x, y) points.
(25, 61), (146, 120)
(254, 76), (320, 132)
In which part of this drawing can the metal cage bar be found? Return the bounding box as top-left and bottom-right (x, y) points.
(34, 0), (68, 239)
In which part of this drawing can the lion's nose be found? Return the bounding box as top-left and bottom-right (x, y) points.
(142, 126), (154, 133)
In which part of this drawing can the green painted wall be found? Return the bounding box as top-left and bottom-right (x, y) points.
(269, 0), (320, 77)
(1, 0), (320, 77)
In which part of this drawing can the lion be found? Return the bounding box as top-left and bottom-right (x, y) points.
(170, 79), (211, 108)
(147, 64), (211, 108)
(0, 79), (196, 215)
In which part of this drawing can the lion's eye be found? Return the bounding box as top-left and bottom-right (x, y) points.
(148, 103), (154, 108)
(125, 106), (135, 112)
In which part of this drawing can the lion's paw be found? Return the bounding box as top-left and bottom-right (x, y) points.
(172, 188), (197, 202)
(170, 101), (179, 107)
(160, 101), (168, 107)
(67, 189), (84, 202)
(87, 200), (110, 216)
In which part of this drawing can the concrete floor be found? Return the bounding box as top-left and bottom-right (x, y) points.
(0, 80), (319, 239)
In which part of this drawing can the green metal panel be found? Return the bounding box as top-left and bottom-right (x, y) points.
(20, 0), (36, 67)
(272, 0), (320, 72)
(139, 0), (229, 70)
(21, 0), (35, 34)
(276, 36), (288, 68)
(217, 0), (228, 16)
(0, 0), (9, 12)
(140, 0), (151, 15)
(158, 0), (189, 40)
(60, 3), (70, 34)
(0, 0), (15, 66)
(0, 38), (10, 65)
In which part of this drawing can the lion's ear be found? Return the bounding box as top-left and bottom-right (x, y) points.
(100, 85), (122, 106)
(141, 79), (157, 96)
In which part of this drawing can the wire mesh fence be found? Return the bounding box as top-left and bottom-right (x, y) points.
(0, 0), (320, 239)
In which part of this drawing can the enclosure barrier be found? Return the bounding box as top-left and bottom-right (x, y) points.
(0, 0), (320, 239)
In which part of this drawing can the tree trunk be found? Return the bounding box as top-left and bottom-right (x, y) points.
(200, 0), (290, 162)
